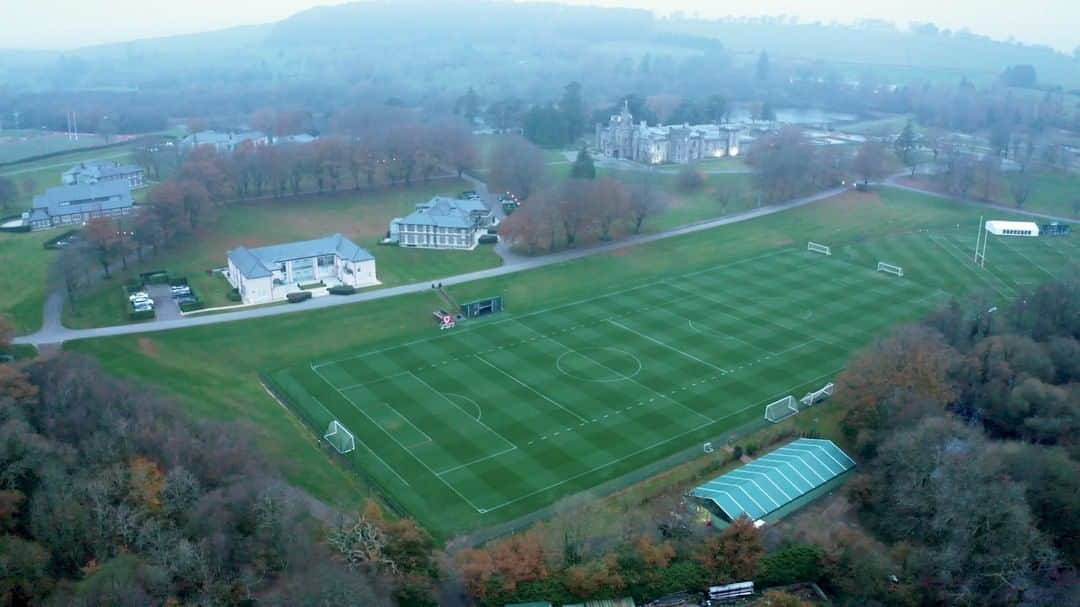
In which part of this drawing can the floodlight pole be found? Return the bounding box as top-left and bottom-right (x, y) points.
(973, 216), (983, 264)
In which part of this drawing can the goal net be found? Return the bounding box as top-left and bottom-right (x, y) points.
(764, 395), (799, 423)
(324, 420), (356, 454)
(800, 382), (835, 408)
(807, 241), (831, 256)
(877, 262), (904, 277)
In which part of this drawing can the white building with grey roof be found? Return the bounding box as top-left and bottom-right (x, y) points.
(389, 196), (494, 250)
(26, 182), (135, 231)
(180, 130), (269, 154)
(226, 233), (378, 305)
(62, 160), (146, 189)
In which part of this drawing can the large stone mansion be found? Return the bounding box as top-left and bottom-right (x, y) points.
(595, 103), (743, 164)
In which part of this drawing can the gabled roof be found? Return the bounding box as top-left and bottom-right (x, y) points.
(65, 161), (143, 180)
(182, 130), (267, 147)
(32, 182), (134, 216)
(399, 196), (490, 228)
(690, 438), (855, 521)
(227, 233), (374, 280)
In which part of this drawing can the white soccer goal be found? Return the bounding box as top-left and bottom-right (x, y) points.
(877, 262), (904, 277)
(807, 241), (832, 256)
(764, 395), (799, 423)
(324, 420), (356, 454)
(800, 382), (835, 408)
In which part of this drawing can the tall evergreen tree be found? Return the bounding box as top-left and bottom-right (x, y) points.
(894, 120), (918, 175)
(756, 51), (771, 82)
(570, 147), (596, 180)
(561, 82), (586, 142)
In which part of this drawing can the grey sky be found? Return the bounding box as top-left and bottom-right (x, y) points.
(0, 0), (1077, 53)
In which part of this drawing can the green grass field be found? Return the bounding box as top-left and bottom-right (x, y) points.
(0, 131), (125, 164)
(63, 180), (502, 329)
(269, 249), (949, 534)
(64, 189), (1078, 538)
(0, 230), (55, 334)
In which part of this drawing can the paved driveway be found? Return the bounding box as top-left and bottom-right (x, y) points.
(146, 284), (182, 321)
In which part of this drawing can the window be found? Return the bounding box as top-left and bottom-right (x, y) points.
(317, 254), (335, 267)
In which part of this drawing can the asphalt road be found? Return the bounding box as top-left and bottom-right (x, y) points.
(16, 184), (848, 346)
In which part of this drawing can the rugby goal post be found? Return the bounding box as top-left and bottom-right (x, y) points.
(800, 382), (834, 408)
(764, 395), (799, 423)
(807, 241), (832, 256)
(877, 262), (904, 277)
(324, 420), (356, 454)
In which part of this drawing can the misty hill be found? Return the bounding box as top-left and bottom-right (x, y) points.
(668, 18), (1080, 87)
(2, 1), (1076, 95)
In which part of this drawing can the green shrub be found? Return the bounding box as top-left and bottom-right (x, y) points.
(227, 288), (242, 302)
(179, 299), (205, 312)
(746, 443), (760, 456)
(328, 285), (356, 295)
(758, 544), (824, 587)
(733, 445), (744, 460)
(487, 226), (499, 235)
(287, 291), (312, 303)
(124, 279), (144, 293)
(43, 229), (81, 249)
(478, 234), (498, 244)
(128, 309), (155, 321)
(298, 281), (325, 290)
(141, 271), (169, 284)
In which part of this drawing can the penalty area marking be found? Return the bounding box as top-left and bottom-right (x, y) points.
(445, 392), (484, 421)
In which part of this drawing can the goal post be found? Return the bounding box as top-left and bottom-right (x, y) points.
(877, 262), (904, 277)
(800, 382), (835, 408)
(324, 420), (356, 454)
(764, 395), (799, 423)
(807, 241), (832, 256)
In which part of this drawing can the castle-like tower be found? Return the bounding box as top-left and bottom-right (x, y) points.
(595, 102), (741, 165)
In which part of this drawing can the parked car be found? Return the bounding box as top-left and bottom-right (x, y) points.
(170, 286), (192, 297)
(128, 291), (150, 302)
(132, 302), (154, 312)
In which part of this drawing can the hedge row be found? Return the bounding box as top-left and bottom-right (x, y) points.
(129, 309), (155, 321)
(478, 234), (498, 244)
(286, 291), (312, 303)
(179, 299), (205, 312)
(42, 229), (81, 249)
(328, 285), (356, 295)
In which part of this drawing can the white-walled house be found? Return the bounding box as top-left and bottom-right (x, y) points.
(389, 196), (494, 250)
(180, 130), (269, 154)
(226, 234), (378, 304)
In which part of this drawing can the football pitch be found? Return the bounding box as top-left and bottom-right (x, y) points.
(268, 229), (1076, 535)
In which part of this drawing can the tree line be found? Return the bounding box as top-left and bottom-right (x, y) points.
(0, 346), (447, 605)
(58, 113), (480, 294)
(831, 273), (1080, 606)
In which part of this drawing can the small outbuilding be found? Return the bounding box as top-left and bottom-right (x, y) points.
(985, 220), (1039, 237)
(689, 438), (855, 525)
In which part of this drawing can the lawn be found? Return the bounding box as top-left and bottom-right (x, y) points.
(904, 170), (1080, 219)
(64, 189), (1078, 538)
(63, 180), (502, 329)
(0, 230), (55, 334)
(593, 167), (756, 231)
(0, 131), (137, 165)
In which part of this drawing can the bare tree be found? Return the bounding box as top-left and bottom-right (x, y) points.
(1009, 173), (1036, 209)
(628, 171), (665, 234)
(489, 134), (546, 200)
(852, 140), (890, 187)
